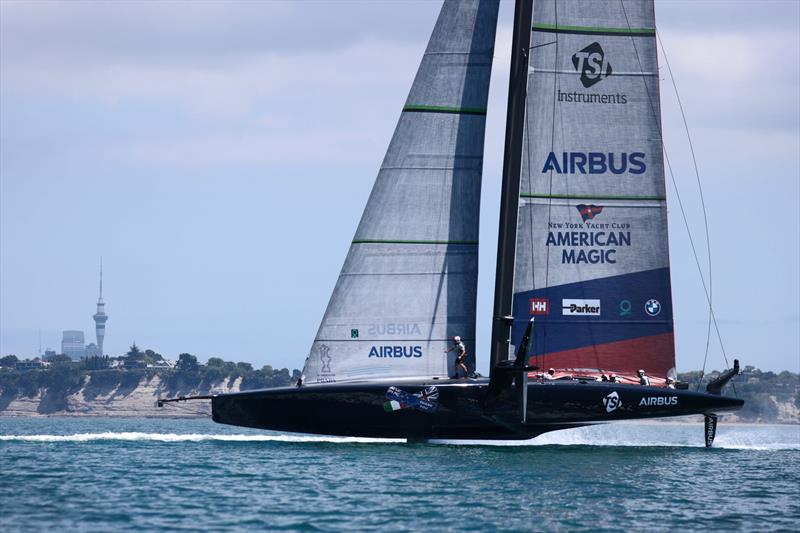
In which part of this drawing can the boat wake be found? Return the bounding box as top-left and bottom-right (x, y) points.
(437, 424), (800, 450)
(1, 426), (797, 450)
(0, 432), (404, 444)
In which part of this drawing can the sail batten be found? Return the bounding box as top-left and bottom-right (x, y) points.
(511, 0), (676, 379)
(303, 0), (500, 384)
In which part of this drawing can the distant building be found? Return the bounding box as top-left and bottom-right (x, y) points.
(61, 330), (85, 360)
(43, 349), (57, 360)
(85, 343), (101, 358)
(15, 359), (46, 371)
(93, 260), (108, 356)
(147, 360), (176, 370)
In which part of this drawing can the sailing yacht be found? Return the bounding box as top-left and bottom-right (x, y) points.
(162, 0), (743, 445)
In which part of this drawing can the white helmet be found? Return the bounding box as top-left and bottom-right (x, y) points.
(453, 336), (461, 343)
(638, 369), (646, 375)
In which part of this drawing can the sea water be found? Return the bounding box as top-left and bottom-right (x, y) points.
(1, 418), (797, 532)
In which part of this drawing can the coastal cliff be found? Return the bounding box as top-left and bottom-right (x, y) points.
(0, 373), (238, 417)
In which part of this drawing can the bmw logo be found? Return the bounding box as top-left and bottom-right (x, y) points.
(645, 299), (661, 317)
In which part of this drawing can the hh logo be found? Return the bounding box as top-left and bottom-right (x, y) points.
(530, 298), (549, 315)
(603, 391), (622, 413)
(572, 42), (612, 88)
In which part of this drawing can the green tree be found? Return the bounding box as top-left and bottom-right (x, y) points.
(126, 343), (143, 359)
(177, 353), (198, 372)
(0, 355), (18, 368)
(207, 357), (225, 368)
(237, 362), (253, 372)
(144, 349), (164, 363)
(51, 353), (73, 366)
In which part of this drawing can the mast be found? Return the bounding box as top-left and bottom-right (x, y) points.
(490, 0), (533, 375)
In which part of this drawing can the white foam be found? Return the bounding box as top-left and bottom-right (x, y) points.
(0, 432), (404, 444)
(1, 425), (796, 449)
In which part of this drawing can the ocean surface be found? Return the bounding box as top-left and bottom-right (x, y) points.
(1, 418), (797, 532)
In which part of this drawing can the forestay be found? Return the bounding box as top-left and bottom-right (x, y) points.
(511, 0), (676, 378)
(302, 0), (500, 384)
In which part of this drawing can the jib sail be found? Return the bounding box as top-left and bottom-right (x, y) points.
(511, 0), (676, 378)
(302, 0), (500, 384)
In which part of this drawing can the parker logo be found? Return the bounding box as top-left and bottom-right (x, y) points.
(603, 391), (622, 412)
(572, 42), (612, 88)
(639, 396), (678, 407)
(562, 299), (601, 316)
(529, 298), (550, 315)
(576, 204), (603, 222)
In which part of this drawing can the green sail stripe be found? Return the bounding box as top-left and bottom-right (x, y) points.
(521, 193), (666, 201)
(532, 23), (655, 36)
(402, 105), (487, 116)
(352, 239), (478, 245)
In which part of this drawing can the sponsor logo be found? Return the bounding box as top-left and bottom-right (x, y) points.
(368, 323), (422, 336)
(562, 299), (601, 316)
(542, 152), (646, 175)
(572, 42), (612, 88)
(645, 299), (662, 316)
(619, 299), (632, 316)
(530, 298), (550, 315)
(603, 391), (622, 412)
(576, 204), (603, 222)
(639, 396), (678, 407)
(351, 329), (359, 339)
(315, 343), (333, 378)
(384, 386), (439, 413)
(546, 231), (631, 264)
(558, 89), (627, 105)
(369, 345), (423, 358)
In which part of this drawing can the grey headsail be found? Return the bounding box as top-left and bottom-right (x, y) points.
(511, 0), (676, 378)
(302, 0), (500, 384)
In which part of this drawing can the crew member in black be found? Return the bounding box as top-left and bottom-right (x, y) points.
(445, 336), (468, 378)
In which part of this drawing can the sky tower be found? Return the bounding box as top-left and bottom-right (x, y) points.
(93, 259), (108, 355)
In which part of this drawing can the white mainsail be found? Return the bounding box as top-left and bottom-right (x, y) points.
(511, 0), (676, 378)
(303, 0), (500, 384)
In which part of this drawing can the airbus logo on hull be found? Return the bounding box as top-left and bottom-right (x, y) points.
(542, 152), (646, 175)
(369, 346), (423, 358)
(639, 396), (678, 407)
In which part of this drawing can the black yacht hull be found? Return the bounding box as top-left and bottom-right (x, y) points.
(211, 379), (743, 440)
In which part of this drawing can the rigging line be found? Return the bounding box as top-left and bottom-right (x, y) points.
(618, 1), (734, 393)
(663, 151), (732, 375)
(656, 30), (714, 391)
(543, 0), (561, 360)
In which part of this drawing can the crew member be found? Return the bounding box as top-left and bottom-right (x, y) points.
(666, 377), (676, 389)
(445, 336), (468, 378)
(543, 368), (556, 380)
(638, 369), (650, 386)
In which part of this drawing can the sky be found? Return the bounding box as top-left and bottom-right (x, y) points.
(1, 0), (798, 374)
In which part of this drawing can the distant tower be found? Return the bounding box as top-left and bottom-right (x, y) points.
(93, 259), (108, 356)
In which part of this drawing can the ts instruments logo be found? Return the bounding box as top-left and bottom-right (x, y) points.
(572, 42), (612, 88)
(530, 298), (550, 315)
(603, 391), (622, 413)
(562, 299), (601, 316)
